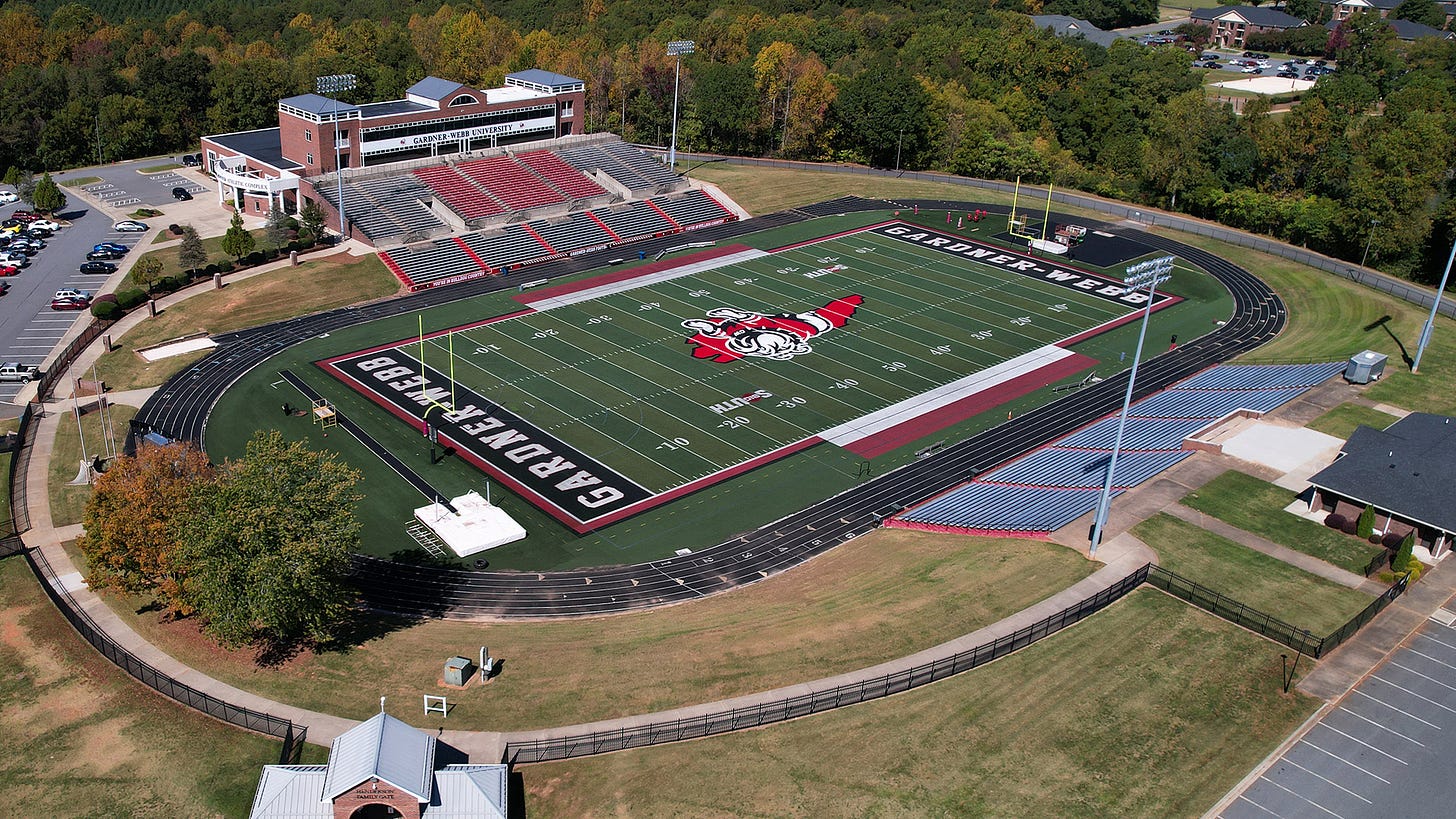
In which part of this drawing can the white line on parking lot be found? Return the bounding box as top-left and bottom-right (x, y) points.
(1368, 676), (1456, 713)
(1315, 723), (1407, 764)
(1390, 660), (1456, 692)
(10, 345), (57, 349)
(1300, 739), (1391, 783)
(1232, 793), (1283, 817)
(1402, 649), (1456, 673)
(1350, 689), (1442, 727)
(1260, 776), (1345, 818)
(1335, 707), (1426, 746)
(1416, 632), (1456, 652)
(1281, 757), (1374, 803)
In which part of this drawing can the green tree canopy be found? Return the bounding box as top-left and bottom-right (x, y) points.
(178, 225), (207, 275)
(1392, 0), (1449, 29)
(178, 430), (362, 653)
(829, 66), (933, 169)
(131, 254), (164, 292)
(220, 212), (255, 261)
(31, 171), (64, 213)
(299, 200), (327, 240)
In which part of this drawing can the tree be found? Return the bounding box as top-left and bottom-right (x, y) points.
(829, 66), (933, 169)
(264, 206), (289, 251)
(15, 173), (36, 206)
(178, 225), (207, 276)
(1357, 504), (1376, 539)
(299, 199), (327, 240)
(30, 172), (64, 214)
(76, 442), (215, 616)
(220, 212), (255, 261)
(1392, 0), (1448, 28)
(177, 430), (361, 652)
(132, 254), (164, 292)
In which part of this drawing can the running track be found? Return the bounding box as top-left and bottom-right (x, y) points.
(132, 197), (1286, 618)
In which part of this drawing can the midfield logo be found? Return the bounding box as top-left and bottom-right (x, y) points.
(682, 295), (865, 363)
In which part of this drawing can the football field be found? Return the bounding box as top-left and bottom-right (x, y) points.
(321, 222), (1174, 530)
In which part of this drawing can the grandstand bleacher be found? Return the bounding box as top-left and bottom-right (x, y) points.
(412, 165), (504, 220)
(601, 142), (680, 187)
(517, 151), (607, 199)
(530, 213), (614, 253)
(456, 155), (565, 211)
(889, 362), (1343, 536)
(595, 200), (676, 241)
(654, 189), (733, 226)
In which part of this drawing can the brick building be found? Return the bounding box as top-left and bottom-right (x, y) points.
(1191, 6), (1308, 48)
(201, 70), (585, 224)
(249, 711), (508, 818)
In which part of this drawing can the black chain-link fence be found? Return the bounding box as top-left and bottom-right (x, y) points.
(2, 402), (37, 544)
(1320, 575), (1410, 658)
(1146, 565), (1325, 656)
(503, 564), (1152, 763)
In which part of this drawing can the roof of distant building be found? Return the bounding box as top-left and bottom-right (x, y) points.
(1308, 413), (1456, 534)
(278, 93), (360, 117)
(207, 128), (300, 172)
(1192, 5), (1307, 28)
(1030, 14), (1121, 48)
(506, 69), (585, 92)
(324, 712), (435, 802)
(406, 77), (465, 101)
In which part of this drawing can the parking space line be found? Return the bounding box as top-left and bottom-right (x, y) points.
(1415, 632), (1456, 653)
(1336, 707), (1427, 746)
(1281, 757), (1374, 803)
(1402, 650), (1456, 674)
(1260, 776), (1345, 818)
(1314, 723), (1407, 764)
(1389, 660), (1456, 693)
(1299, 739), (1391, 783)
(1368, 676), (1456, 714)
(1233, 793), (1283, 817)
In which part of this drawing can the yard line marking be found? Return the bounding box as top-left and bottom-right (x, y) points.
(1298, 740), (1391, 784)
(1389, 660), (1456, 693)
(1336, 707), (1426, 746)
(1402, 648), (1456, 674)
(1233, 793), (1283, 817)
(1280, 757), (1374, 803)
(1259, 776), (1344, 818)
(1351, 690), (1441, 728)
(1367, 675), (1456, 714)
(1314, 723), (1407, 764)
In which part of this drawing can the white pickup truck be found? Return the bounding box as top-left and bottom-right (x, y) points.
(0, 362), (40, 383)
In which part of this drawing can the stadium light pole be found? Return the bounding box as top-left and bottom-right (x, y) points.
(1088, 256), (1175, 560)
(316, 73), (357, 242)
(1360, 218), (1380, 269)
(895, 129), (904, 172)
(1413, 239), (1456, 374)
(666, 40), (695, 171)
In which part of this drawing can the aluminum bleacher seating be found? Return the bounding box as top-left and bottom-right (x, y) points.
(384, 238), (487, 287)
(456, 156), (564, 211)
(531, 213), (614, 252)
(653, 189), (732, 228)
(594, 201), (675, 241)
(518, 151), (606, 199)
(899, 485), (1108, 534)
(412, 165), (504, 220)
(1129, 388), (1306, 419)
(983, 448), (1193, 489)
(334, 176), (443, 241)
(557, 145), (651, 190)
(1176, 362), (1345, 391)
(600, 142), (679, 186)
(1058, 417), (1211, 451)
(461, 225), (555, 271)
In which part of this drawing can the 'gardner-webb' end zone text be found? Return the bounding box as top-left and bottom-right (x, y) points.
(333, 352), (651, 525)
(874, 224), (1174, 308)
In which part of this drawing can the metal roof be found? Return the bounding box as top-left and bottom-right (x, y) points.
(407, 77), (465, 101)
(249, 766), (331, 818)
(279, 93), (361, 116)
(358, 99), (436, 118)
(322, 712), (436, 802)
(506, 69), (585, 90)
(1030, 15), (1120, 48)
(1308, 413), (1456, 534)
(205, 127), (301, 172)
(426, 766), (510, 818)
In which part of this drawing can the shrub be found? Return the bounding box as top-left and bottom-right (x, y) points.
(90, 300), (120, 320)
(1381, 531), (1405, 550)
(1356, 504), (1375, 539)
(1394, 531), (1416, 573)
(1325, 513), (1346, 530)
(116, 289), (147, 310)
(1368, 533), (1383, 544)
(168, 224), (182, 235)
(1341, 517), (1358, 535)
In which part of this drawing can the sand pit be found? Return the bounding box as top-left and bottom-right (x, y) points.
(1211, 76), (1315, 95)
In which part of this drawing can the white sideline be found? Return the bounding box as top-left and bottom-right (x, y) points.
(523, 249), (768, 311)
(819, 344), (1075, 447)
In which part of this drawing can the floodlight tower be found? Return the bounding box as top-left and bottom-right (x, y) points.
(1088, 256), (1175, 559)
(1413, 239), (1456, 374)
(666, 40), (695, 171)
(316, 73), (357, 241)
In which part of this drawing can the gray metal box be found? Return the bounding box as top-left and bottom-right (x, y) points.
(1345, 350), (1387, 384)
(443, 656), (473, 687)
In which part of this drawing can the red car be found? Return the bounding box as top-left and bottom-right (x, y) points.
(50, 296), (90, 311)
(0, 264), (18, 277)
(9, 210), (40, 222)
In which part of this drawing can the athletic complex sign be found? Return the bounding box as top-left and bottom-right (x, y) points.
(360, 115), (556, 154)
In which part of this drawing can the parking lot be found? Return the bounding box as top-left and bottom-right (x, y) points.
(57, 156), (211, 210)
(0, 196), (148, 412)
(1222, 614), (1456, 819)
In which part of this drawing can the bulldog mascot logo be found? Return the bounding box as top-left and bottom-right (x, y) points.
(682, 295), (864, 363)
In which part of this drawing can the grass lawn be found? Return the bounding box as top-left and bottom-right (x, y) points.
(523, 589), (1319, 818)
(93, 252), (398, 391)
(137, 162), (182, 173)
(121, 227), (273, 290)
(0, 556), (318, 817)
(106, 529), (1096, 732)
(48, 402), (139, 527)
(60, 175), (101, 187)
(1182, 471), (1384, 574)
(0, 452), (11, 535)
(1135, 513), (1372, 634)
(1307, 402), (1401, 440)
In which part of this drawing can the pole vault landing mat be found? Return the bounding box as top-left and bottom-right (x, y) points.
(1065, 230), (1153, 268)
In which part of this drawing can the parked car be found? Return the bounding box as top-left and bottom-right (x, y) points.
(182, 153), (201, 167)
(54, 288), (92, 302)
(113, 219), (148, 232)
(1277, 71), (1299, 79)
(29, 218), (60, 231)
(0, 251), (29, 266)
(13, 235), (44, 248)
(9, 210), (39, 222)
(0, 281), (7, 296)
(0, 191), (16, 204)
(0, 362), (39, 382)
(79, 260), (117, 275)
(93, 241), (128, 254)
(1241, 66), (1263, 74)
(19, 226), (51, 239)
(86, 248), (125, 261)
(51, 296), (90, 311)
(0, 264), (18, 276)
(172, 187), (192, 201)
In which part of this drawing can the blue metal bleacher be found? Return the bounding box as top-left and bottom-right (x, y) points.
(901, 485), (1110, 533)
(1058, 417), (1211, 451)
(1176, 362), (1346, 391)
(982, 448), (1193, 489)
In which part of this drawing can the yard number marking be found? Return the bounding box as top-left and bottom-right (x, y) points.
(656, 437), (691, 451)
(473, 343), (502, 355)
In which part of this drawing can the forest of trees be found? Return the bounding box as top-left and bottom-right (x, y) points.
(0, 0), (1451, 279)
